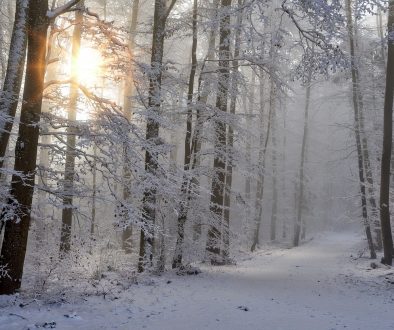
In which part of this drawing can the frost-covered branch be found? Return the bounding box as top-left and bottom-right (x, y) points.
(46, 0), (81, 20)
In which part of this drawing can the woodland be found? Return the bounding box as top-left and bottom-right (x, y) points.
(0, 0), (393, 328)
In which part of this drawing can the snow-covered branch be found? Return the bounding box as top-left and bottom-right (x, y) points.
(46, 0), (81, 20)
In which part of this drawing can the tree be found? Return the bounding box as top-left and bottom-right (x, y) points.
(251, 69), (271, 252)
(121, 0), (140, 254)
(205, 0), (232, 264)
(0, 0), (49, 295)
(60, 1), (84, 254)
(293, 70), (311, 247)
(138, 0), (177, 273)
(270, 85), (278, 242)
(345, 0), (376, 258)
(222, 0), (245, 260)
(172, 0), (198, 269)
(0, 0), (29, 170)
(379, 0), (394, 265)
(0, 0), (81, 295)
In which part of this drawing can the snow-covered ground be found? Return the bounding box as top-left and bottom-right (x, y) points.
(1, 231), (394, 330)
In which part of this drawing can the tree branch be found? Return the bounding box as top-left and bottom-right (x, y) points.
(47, 0), (81, 20)
(164, 0), (177, 20)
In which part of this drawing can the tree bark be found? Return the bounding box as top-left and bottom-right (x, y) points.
(245, 72), (254, 204)
(379, 0), (394, 265)
(205, 0), (232, 264)
(121, 0), (139, 253)
(345, 0), (376, 258)
(0, 0), (29, 170)
(0, 0), (49, 295)
(172, 0), (198, 269)
(353, 1), (382, 250)
(293, 70), (311, 247)
(270, 90), (278, 242)
(138, 0), (175, 272)
(60, 2), (83, 254)
(251, 70), (271, 252)
(281, 103), (287, 239)
(191, 0), (219, 240)
(222, 0), (244, 262)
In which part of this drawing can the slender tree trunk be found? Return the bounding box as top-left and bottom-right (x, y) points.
(245, 72), (254, 203)
(191, 0), (219, 240)
(281, 103), (287, 239)
(345, 0), (376, 258)
(379, 0), (394, 265)
(0, 0), (49, 295)
(205, 0), (232, 264)
(222, 0), (244, 262)
(377, 7), (386, 66)
(353, 2), (382, 250)
(121, 0), (139, 253)
(293, 70), (311, 247)
(60, 2), (83, 254)
(251, 70), (271, 252)
(90, 145), (97, 238)
(172, 0), (198, 269)
(138, 0), (175, 272)
(270, 93), (278, 242)
(0, 0), (29, 170)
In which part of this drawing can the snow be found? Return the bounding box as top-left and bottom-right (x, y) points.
(1, 231), (394, 330)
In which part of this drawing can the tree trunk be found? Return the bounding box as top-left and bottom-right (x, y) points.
(245, 72), (254, 204)
(172, 0), (198, 269)
(60, 2), (83, 254)
(352, 1), (382, 250)
(191, 0), (219, 240)
(281, 103), (287, 239)
(0, 0), (29, 170)
(377, 7), (386, 66)
(251, 71), (271, 252)
(138, 0), (175, 272)
(0, 0), (49, 295)
(121, 0), (139, 253)
(222, 0), (244, 262)
(270, 91), (278, 242)
(379, 0), (394, 265)
(345, 0), (376, 258)
(90, 145), (97, 238)
(205, 0), (232, 264)
(293, 70), (311, 247)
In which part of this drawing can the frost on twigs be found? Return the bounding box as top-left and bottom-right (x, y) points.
(0, 263), (10, 280)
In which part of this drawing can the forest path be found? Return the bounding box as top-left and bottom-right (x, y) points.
(1, 231), (394, 329)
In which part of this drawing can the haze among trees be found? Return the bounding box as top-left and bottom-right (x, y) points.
(0, 0), (393, 328)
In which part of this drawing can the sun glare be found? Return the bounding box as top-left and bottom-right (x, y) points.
(75, 47), (103, 86)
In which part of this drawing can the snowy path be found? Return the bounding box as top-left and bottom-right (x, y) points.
(1, 231), (394, 330)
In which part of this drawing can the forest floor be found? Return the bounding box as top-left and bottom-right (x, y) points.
(1, 231), (394, 330)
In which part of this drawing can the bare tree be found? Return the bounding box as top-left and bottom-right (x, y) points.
(345, 0), (376, 258)
(0, 0), (29, 170)
(172, 0), (198, 269)
(222, 0), (244, 262)
(379, 0), (394, 265)
(60, 1), (84, 254)
(251, 70), (272, 252)
(293, 68), (311, 247)
(205, 0), (232, 264)
(0, 0), (81, 296)
(0, 0), (50, 295)
(138, 0), (177, 273)
(121, 0), (140, 254)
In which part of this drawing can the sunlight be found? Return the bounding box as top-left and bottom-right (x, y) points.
(75, 47), (103, 86)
